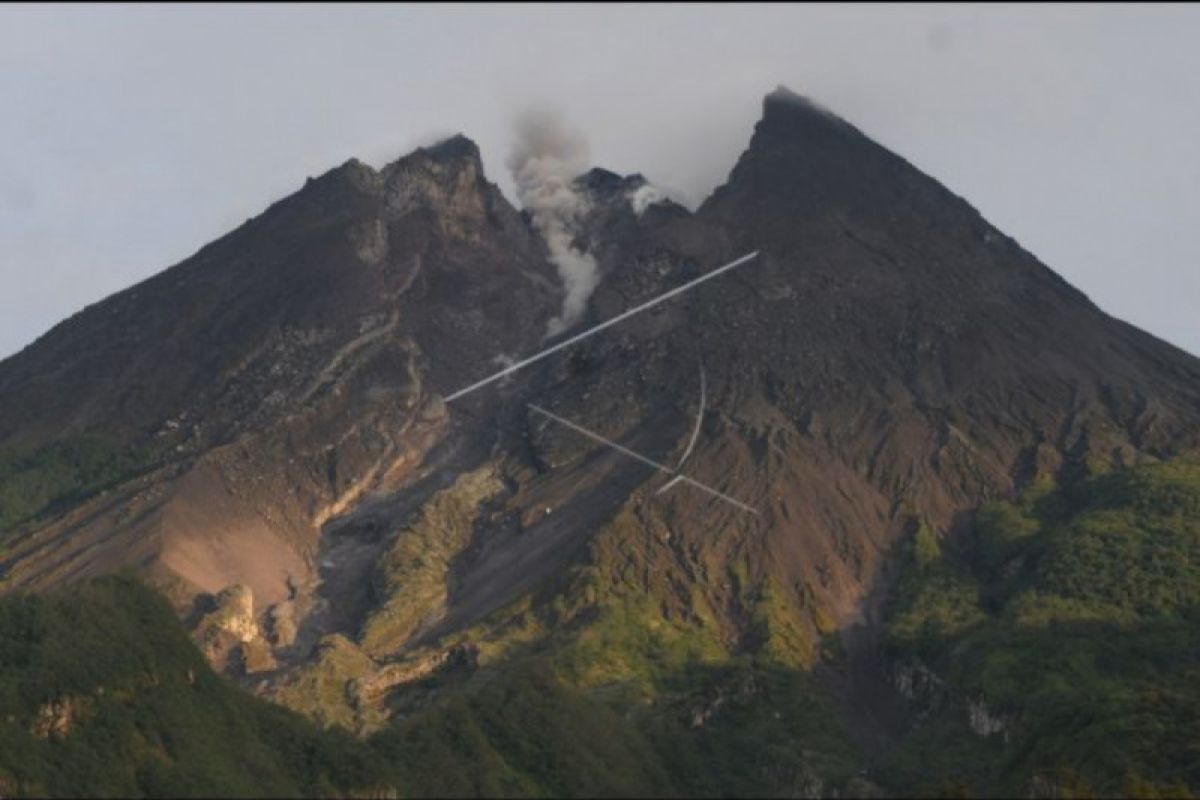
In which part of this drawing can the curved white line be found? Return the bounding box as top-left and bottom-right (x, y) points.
(675, 361), (706, 471)
(655, 360), (705, 496)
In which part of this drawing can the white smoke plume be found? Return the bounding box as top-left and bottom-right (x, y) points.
(628, 182), (668, 215)
(507, 109), (598, 337)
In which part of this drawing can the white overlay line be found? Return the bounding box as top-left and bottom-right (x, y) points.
(527, 403), (758, 516)
(444, 251), (759, 402)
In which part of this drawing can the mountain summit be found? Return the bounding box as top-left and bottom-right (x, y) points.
(2, 88), (1199, 797)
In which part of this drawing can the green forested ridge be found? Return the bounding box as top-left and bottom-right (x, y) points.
(0, 574), (380, 798)
(4, 458), (1200, 797)
(0, 574), (859, 798)
(881, 459), (1200, 797)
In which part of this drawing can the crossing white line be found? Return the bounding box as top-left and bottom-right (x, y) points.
(444, 251), (759, 402)
(527, 403), (758, 516)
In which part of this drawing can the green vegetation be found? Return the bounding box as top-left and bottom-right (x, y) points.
(639, 662), (862, 798)
(553, 593), (726, 693)
(371, 506), (863, 797)
(16, 448), (1200, 797)
(886, 518), (987, 660)
(881, 458), (1200, 797)
(0, 572), (862, 798)
(0, 436), (153, 534)
(268, 633), (384, 733)
(360, 466), (504, 656)
(374, 618), (860, 798)
(375, 658), (675, 798)
(0, 574), (382, 798)
(0, 480), (853, 798)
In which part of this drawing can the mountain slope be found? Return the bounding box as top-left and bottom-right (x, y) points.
(8, 461), (1200, 798)
(480, 85), (1200, 653)
(879, 458), (1200, 796)
(0, 137), (560, 615)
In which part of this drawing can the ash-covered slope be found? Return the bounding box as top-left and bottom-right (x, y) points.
(490, 86), (1200, 645)
(0, 135), (556, 450)
(0, 136), (561, 619)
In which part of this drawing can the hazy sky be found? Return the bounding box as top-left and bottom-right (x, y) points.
(2, 4), (1198, 359)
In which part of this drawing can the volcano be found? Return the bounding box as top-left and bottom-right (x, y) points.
(2, 87), (1198, 797)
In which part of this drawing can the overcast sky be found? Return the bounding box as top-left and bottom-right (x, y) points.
(2, 4), (1198, 359)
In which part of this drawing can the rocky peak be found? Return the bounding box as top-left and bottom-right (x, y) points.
(757, 84), (865, 143)
(242, 157), (383, 237)
(420, 133), (482, 163)
(317, 157), (383, 192)
(567, 168), (681, 265)
(269, 136), (491, 231)
(702, 86), (1011, 264)
(574, 167), (678, 217)
(701, 86), (908, 227)
(381, 134), (495, 229)
(576, 167), (641, 198)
